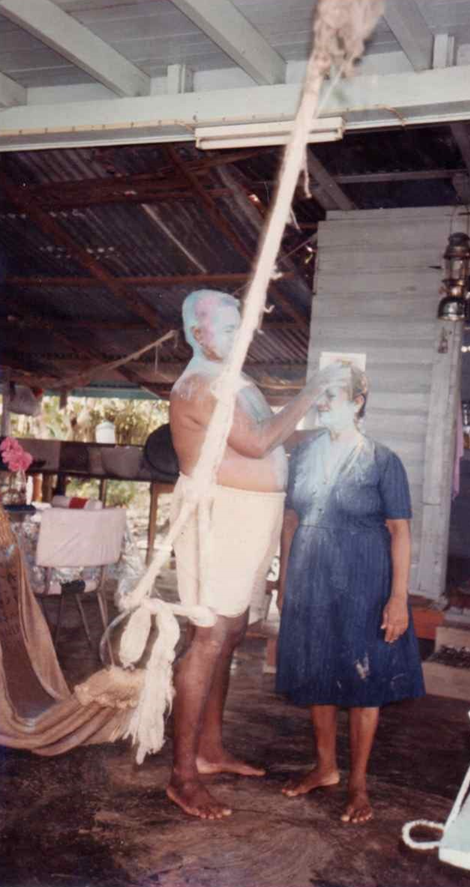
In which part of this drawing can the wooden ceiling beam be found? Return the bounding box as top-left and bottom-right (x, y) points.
(169, 0), (285, 85)
(3, 165), (464, 214)
(451, 124), (470, 174)
(0, 70), (26, 109)
(0, 0), (150, 97)
(6, 271), (294, 289)
(91, 359), (306, 377)
(1, 348), (62, 382)
(334, 168), (464, 185)
(1, 150), (264, 211)
(1, 312), (300, 333)
(165, 146), (309, 330)
(0, 277), (160, 394)
(1, 312), (145, 388)
(306, 150), (356, 212)
(0, 168), (169, 334)
(383, 0), (433, 71)
(215, 163), (314, 311)
(450, 124), (470, 202)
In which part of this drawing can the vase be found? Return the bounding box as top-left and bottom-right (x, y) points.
(0, 471), (27, 506)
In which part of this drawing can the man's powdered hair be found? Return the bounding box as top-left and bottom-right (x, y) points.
(182, 290), (240, 350)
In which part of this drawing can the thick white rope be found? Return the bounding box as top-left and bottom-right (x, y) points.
(115, 0), (385, 763)
(402, 820), (445, 851)
(402, 712), (470, 853)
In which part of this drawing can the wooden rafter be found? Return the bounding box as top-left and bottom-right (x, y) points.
(306, 150), (356, 212)
(1, 311), (152, 391)
(6, 272), (294, 289)
(0, 151), (265, 213)
(2, 164), (464, 215)
(1, 347), (62, 382)
(450, 124), (470, 202)
(0, 168), (169, 334)
(169, 0), (285, 86)
(0, 0), (150, 98)
(451, 124), (470, 174)
(13, 355), (307, 382)
(166, 146), (310, 330)
(383, 0), (433, 71)
(215, 164), (315, 309)
(1, 313), (300, 334)
(334, 168), (464, 185)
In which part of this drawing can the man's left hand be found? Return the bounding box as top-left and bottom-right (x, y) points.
(381, 597), (409, 644)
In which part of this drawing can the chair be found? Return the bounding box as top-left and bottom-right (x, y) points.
(36, 507), (127, 653)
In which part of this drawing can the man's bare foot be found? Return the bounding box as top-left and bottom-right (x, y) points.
(197, 752), (265, 777)
(282, 767), (340, 797)
(341, 788), (373, 824)
(166, 778), (232, 820)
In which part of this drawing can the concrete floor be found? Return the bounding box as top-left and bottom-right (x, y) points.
(1, 599), (470, 887)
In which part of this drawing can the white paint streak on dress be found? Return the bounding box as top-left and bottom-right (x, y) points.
(355, 654), (370, 681)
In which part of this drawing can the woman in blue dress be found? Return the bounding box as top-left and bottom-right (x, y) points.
(276, 364), (424, 824)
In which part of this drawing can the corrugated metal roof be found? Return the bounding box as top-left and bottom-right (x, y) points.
(1, 120), (468, 399)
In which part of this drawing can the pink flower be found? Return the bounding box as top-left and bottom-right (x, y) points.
(0, 438), (33, 473)
(0, 437), (16, 454)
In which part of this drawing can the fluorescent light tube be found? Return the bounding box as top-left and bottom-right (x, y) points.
(195, 117), (344, 150)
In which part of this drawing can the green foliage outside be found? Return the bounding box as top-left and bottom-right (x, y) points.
(9, 395), (169, 508)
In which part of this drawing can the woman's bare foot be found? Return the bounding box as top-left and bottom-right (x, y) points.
(282, 767), (340, 797)
(166, 777), (232, 820)
(197, 752), (265, 777)
(341, 788), (373, 824)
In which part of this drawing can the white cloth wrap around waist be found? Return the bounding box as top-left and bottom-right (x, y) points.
(170, 475), (285, 622)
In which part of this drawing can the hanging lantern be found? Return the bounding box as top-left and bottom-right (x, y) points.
(437, 232), (470, 321)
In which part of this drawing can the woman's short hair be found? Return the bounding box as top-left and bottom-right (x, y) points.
(182, 289), (239, 349)
(349, 364), (369, 419)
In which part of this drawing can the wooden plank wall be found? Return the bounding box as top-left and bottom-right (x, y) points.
(448, 336), (470, 560)
(307, 206), (465, 601)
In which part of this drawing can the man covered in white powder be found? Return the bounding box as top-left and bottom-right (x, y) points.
(168, 289), (348, 820)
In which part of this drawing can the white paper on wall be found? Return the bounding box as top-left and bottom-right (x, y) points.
(319, 351), (367, 371)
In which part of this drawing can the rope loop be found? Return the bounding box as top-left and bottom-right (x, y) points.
(402, 820), (445, 851)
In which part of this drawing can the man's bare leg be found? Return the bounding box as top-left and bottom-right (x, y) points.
(167, 617), (238, 820)
(341, 706), (379, 824)
(282, 705), (340, 797)
(197, 611), (265, 777)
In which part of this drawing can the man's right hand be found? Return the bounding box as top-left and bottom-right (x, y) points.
(305, 362), (351, 403)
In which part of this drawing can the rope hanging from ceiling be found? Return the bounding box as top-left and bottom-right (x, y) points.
(82, 0), (386, 764)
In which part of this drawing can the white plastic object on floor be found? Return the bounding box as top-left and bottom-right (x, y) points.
(402, 712), (470, 871)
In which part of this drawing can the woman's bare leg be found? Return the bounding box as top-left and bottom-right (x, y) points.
(282, 705), (340, 796)
(341, 706), (379, 824)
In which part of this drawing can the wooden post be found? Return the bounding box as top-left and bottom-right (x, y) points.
(416, 320), (463, 600)
(147, 481), (175, 566)
(147, 482), (159, 566)
(1, 367), (11, 436)
(42, 475), (54, 503)
(99, 478), (108, 505)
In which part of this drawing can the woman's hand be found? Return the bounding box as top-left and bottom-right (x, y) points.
(383, 518), (411, 643)
(381, 596), (409, 644)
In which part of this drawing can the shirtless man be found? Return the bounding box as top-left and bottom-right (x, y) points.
(168, 289), (348, 820)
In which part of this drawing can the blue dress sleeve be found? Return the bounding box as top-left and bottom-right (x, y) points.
(378, 449), (412, 520)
